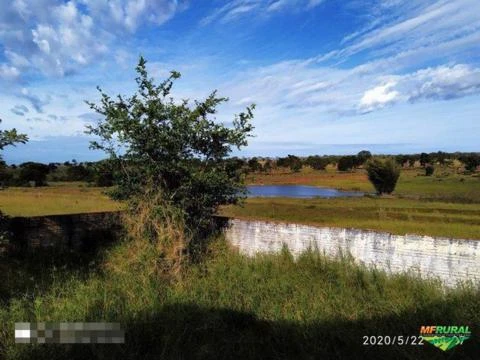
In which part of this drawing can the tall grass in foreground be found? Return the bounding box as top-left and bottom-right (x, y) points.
(0, 213), (478, 359)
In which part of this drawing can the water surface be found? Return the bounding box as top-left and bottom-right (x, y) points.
(247, 185), (363, 198)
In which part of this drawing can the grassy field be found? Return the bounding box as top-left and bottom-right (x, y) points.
(220, 197), (480, 239)
(1, 234), (478, 359)
(1, 167), (479, 239)
(247, 167), (480, 203)
(0, 182), (123, 216)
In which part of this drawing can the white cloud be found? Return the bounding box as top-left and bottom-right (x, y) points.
(405, 64), (480, 101)
(4, 50), (30, 68)
(0, 0), (182, 80)
(201, 0), (322, 24)
(360, 81), (400, 112)
(358, 64), (480, 112)
(321, 0), (480, 64)
(81, 0), (181, 32)
(0, 64), (20, 79)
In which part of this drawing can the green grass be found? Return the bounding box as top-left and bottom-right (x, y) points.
(1, 236), (478, 359)
(220, 197), (480, 240)
(0, 183), (123, 216)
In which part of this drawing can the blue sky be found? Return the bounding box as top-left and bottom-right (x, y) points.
(1, 0), (479, 163)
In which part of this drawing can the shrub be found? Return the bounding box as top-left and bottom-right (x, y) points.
(419, 152), (430, 167)
(262, 159), (272, 172)
(247, 157), (261, 172)
(18, 162), (49, 187)
(459, 154), (480, 172)
(425, 164), (434, 176)
(305, 156), (329, 170)
(365, 158), (401, 195)
(337, 156), (357, 171)
(277, 155), (302, 172)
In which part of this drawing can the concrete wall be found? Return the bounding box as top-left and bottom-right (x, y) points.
(225, 219), (480, 287)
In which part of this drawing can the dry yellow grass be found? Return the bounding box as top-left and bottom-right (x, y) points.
(0, 183), (122, 216)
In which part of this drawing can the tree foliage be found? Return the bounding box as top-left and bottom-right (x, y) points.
(0, 120), (28, 188)
(365, 158), (401, 195)
(0, 119), (28, 152)
(86, 57), (255, 243)
(356, 150), (372, 165)
(19, 162), (50, 187)
(420, 152), (430, 167)
(425, 164), (434, 176)
(305, 156), (329, 170)
(459, 154), (480, 172)
(277, 155), (302, 172)
(337, 156), (357, 171)
(247, 157), (261, 172)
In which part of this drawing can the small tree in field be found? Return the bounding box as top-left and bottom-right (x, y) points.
(86, 57), (255, 251)
(365, 158), (400, 195)
(425, 164), (434, 176)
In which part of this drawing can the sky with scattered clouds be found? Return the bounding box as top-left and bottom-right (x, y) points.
(1, 0), (479, 163)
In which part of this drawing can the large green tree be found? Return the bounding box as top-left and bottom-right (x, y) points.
(86, 57), (255, 244)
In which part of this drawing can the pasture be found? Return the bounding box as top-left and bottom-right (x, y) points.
(0, 182), (123, 216)
(1, 167), (479, 239)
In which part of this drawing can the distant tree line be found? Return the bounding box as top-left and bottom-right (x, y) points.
(1, 151), (478, 188)
(0, 159), (117, 187)
(241, 151), (479, 174)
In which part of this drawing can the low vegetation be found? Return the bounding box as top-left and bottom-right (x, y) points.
(1, 220), (478, 359)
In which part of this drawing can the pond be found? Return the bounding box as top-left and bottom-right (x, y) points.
(246, 185), (364, 198)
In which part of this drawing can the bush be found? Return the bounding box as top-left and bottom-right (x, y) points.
(419, 152), (430, 167)
(459, 154), (480, 172)
(247, 157), (261, 172)
(337, 156), (357, 171)
(304, 156), (329, 170)
(365, 158), (400, 195)
(425, 164), (434, 176)
(18, 162), (49, 186)
(277, 155), (302, 172)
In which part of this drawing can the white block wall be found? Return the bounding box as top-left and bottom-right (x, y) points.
(224, 219), (480, 287)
